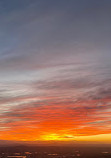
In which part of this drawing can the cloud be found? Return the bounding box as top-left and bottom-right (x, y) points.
(0, 0), (111, 142)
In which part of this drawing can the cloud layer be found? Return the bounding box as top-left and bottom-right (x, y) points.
(0, 0), (111, 143)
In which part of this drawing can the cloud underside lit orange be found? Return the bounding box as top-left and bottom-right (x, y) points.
(0, 97), (111, 143)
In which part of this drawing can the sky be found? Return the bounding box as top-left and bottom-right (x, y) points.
(0, 0), (111, 144)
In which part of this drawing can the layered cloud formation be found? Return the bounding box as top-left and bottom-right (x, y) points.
(0, 63), (111, 142)
(0, 0), (111, 143)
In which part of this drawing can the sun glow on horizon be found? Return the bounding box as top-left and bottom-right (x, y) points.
(1, 131), (111, 144)
(41, 134), (75, 141)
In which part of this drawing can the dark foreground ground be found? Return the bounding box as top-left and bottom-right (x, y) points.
(0, 145), (111, 158)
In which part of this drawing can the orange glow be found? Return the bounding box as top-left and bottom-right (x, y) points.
(0, 97), (111, 144)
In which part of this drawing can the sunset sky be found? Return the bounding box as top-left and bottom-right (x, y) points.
(0, 0), (111, 144)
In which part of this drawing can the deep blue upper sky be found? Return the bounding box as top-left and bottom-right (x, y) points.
(0, 0), (111, 72)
